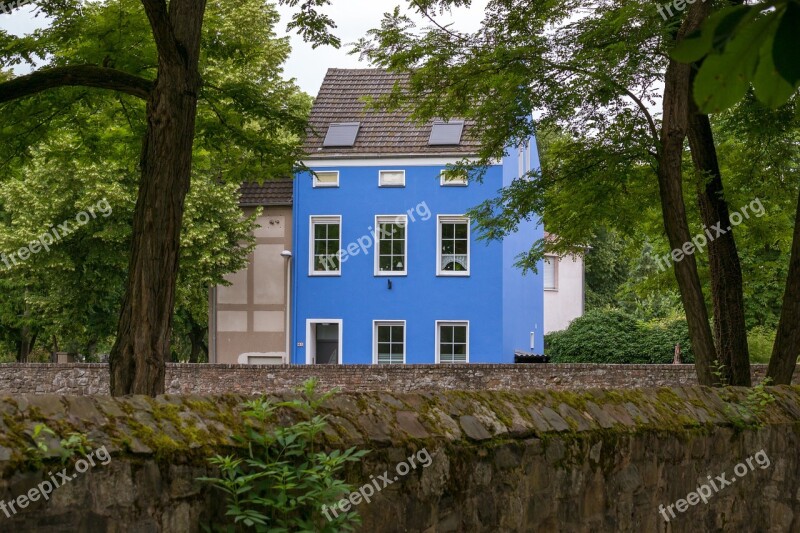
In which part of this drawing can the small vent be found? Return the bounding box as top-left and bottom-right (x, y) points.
(429, 120), (465, 146)
(323, 122), (361, 147)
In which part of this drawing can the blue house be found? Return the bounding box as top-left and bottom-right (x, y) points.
(290, 69), (544, 365)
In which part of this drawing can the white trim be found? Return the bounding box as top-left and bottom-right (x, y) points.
(439, 170), (468, 187)
(378, 169), (406, 187)
(304, 157), (500, 167)
(309, 215), (342, 277)
(305, 319), (343, 365)
(436, 215), (471, 276)
(435, 321), (470, 364)
(372, 320), (407, 364)
(374, 215), (408, 276)
(312, 170), (340, 188)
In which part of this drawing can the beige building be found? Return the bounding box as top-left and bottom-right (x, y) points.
(209, 181), (293, 365)
(543, 232), (586, 334)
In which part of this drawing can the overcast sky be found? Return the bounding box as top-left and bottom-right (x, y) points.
(0, 0), (489, 96)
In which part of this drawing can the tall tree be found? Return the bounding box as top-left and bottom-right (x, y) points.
(348, 0), (799, 385)
(0, 0), (313, 394)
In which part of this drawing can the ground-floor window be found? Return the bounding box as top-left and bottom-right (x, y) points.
(436, 321), (469, 363)
(374, 321), (405, 364)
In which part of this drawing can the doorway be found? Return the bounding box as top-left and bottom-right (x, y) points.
(306, 320), (342, 364)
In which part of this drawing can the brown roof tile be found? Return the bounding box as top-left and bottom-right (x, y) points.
(238, 179), (293, 207)
(304, 69), (481, 158)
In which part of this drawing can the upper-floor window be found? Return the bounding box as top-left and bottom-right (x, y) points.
(374, 321), (405, 364)
(379, 170), (405, 187)
(437, 216), (470, 276)
(313, 171), (339, 188)
(440, 169), (468, 186)
(310, 216), (341, 275)
(544, 255), (558, 290)
(375, 215), (407, 275)
(437, 321), (469, 363)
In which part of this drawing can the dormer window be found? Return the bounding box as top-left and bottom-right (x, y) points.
(429, 120), (464, 146)
(323, 122), (360, 147)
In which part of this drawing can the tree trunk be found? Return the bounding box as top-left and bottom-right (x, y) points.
(188, 318), (207, 364)
(687, 111), (751, 386)
(109, 0), (207, 396)
(657, 2), (719, 386)
(15, 328), (35, 363)
(767, 187), (800, 384)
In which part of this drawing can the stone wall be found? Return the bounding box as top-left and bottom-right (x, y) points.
(1, 386), (799, 532)
(0, 363), (794, 396)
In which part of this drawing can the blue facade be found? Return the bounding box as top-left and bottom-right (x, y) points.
(290, 144), (544, 364)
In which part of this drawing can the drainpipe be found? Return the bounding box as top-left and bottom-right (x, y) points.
(209, 286), (218, 363)
(281, 250), (293, 364)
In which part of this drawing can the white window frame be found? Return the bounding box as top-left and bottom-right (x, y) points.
(440, 169), (468, 186)
(305, 319), (343, 365)
(372, 320), (406, 364)
(435, 321), (469, 364)
(544, 255), (558, 290)
(312, 170), (340, 188)
(309, 215), (342, 276)
(378, 170), (406, 187)
(437, 215), (470, 276)
(374, 215), (408, 276)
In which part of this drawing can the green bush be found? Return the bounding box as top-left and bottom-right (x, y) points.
(199, 380), (368, 532)
(545, 309), (694, 364)
(748, 326), (775, 364)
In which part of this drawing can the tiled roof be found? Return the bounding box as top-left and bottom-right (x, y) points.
(304, 69), (481, 158)
(238, 179), (293, 207)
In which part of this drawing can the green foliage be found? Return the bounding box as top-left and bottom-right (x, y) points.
(672, 0), (800, 111)
(748, 326), (776, 364)
(199, 380), (368, 533)
(25, 423), (91, 467)
(546, 309), (694, 364)
(0, 0), (310, 359)
(724, 378), (777, 430)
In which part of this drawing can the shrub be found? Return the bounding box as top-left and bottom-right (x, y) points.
(199, 380), (368, 532)
(546, 309), (694, 364)
(748, 326), (775, 364)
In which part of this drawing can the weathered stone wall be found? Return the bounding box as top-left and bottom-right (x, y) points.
(0, 363), (793, 395)
(1, 386), (799, 532)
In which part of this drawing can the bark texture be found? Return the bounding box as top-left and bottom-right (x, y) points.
(767, 189), (800, 384)
(657, 2), (718, 385)
(687, 111), (751, 386)
(109, 0), (207, 396)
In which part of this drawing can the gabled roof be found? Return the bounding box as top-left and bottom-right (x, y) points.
(238, 179), (293, 207)
(303, 69), (481, 159)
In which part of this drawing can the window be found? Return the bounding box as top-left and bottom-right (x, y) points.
(374, 321), (405, 364)
(310, 216), (341, 275)
(313, 171), (339, 188)
(323, 122), (360, 147)
(437, 321), (469, 363)
(429, 120), (465, 145)
(440, 170), (468, 186)
(375, 215), (407, 275)
(437, 216), (470, 275)
(379, 170), (405, 187)
(544, 256), (557, 290)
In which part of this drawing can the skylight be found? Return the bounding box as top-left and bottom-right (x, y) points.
(323, 122), (361, 147)
(429, 120), (465, 146)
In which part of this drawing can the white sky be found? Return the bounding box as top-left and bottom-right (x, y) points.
(0, 0), (489, 96)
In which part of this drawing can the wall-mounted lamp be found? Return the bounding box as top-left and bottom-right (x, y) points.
(387, 279), (392, 290)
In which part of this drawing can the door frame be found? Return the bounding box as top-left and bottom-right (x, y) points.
(305, 319), (343, 365)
